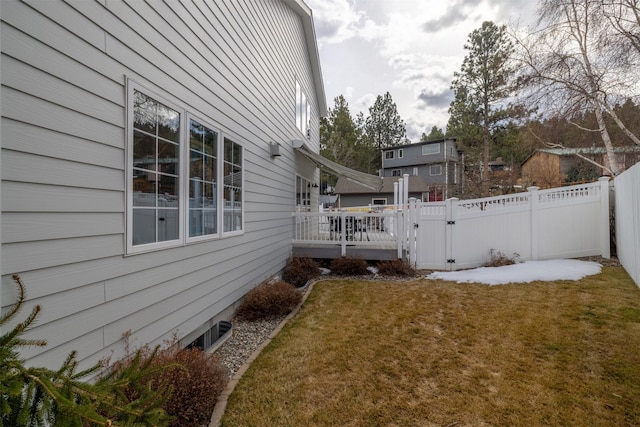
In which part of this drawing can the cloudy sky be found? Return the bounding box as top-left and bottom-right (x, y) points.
(305, 0), (538, 140)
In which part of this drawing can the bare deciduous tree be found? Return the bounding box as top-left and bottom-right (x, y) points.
(514, 0), (640, 176)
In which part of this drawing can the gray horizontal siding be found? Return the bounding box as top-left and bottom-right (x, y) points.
(1, 0), (320, 370)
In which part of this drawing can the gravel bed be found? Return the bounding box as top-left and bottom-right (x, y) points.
(214, 316), (285, 378)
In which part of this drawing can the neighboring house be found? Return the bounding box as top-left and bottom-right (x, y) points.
(335, 138), (461, 205)
(1, 0), (327, 370)
(521, 146), (640, 188)
(334, 175), (430, 208)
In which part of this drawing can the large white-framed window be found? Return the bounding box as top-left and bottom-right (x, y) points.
(127, 81), (243, 254)
(385, 151), (395, 160)
(129, 86), (183, 251)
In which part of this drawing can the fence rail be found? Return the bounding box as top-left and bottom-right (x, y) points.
(293, 210), (400, 257)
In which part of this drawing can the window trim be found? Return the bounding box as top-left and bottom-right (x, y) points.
(126, 80), (244, 255)
(385, 151), (395, 160)
(391, 169), (402, 177)
(127, 81), (185, 254)
(398, 149), (403, 158)
(430, 164), (443, 176)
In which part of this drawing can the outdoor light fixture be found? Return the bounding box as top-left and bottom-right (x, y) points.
(269, 142), (281, 157)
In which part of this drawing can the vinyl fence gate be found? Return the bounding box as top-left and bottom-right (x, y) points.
(409, 178), (611, 271)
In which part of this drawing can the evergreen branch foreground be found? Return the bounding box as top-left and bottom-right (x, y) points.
(1, 275), (174, 427)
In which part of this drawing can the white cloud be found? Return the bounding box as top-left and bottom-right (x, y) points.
(307, 0), (539, 139)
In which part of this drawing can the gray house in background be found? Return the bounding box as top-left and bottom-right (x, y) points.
(335, 138), (461, 206)
(1, 0), (326, 370)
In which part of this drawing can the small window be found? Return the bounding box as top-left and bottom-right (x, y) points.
(189, 118), (218, 240)
(422, 144), (440, 155)
(295, 80), (309, 136)
(398, 149), (403, 158)
(385, 151), (395, 160)
(430, 165), (442, 175)
(391, 169), (402, 177)
(223, 138), (243, 233)
(372, 198), (387, 206)
(412, 167), (418, 176)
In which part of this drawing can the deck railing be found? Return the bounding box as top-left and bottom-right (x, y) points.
(293, 209), (403, 257)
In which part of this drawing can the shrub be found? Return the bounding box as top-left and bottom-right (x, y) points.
(282, 256), (321, 288)
(236, 278), (303, 321)
(104, 334), (227, 427)
(329, 257), (371, 276)
(485, 249), (521, 267)
(151, 347), (226, 427)
(376, 259), (416, 276)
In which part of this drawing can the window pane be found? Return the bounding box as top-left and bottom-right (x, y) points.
(190, 152), (204, 179)
(203, 128), (217, 156)
(133, 91), (157, 134)
(133, 131), (156, 170)
(204, 155), (216, 182)
(157, 102), (180, 142)
(158, 208), (179, 241)
(133, 180), (156, 207)
(133, 208), (156, 245)
(189, 210), (203, 237)
(158, 140), (179, 176)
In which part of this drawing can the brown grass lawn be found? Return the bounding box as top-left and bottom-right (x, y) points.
(221, 267), (640, 426)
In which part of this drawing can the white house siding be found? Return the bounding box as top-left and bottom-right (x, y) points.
(1, 0), (324, 369)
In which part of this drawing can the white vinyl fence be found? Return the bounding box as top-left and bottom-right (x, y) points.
(412, 178), (611, 270)
(614, 163), (640, 287)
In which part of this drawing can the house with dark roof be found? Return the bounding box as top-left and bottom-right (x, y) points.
(334, 138), (461, 206)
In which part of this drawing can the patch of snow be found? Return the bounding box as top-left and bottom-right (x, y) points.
(367, 266), (378, 274)
(320, 267), (331, 275)
(427, 259), (602, 285)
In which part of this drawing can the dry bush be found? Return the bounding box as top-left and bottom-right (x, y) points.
(151, 347), (227, 427)
(236, 278), (302, 321)
(376, 258), (416, 276)
(282, 256), (321, 288)
(104, 334), (227, 427)
(329, 257), (371, 276)
(484, 249), (520, 267)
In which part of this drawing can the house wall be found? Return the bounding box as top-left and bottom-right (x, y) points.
(1, 0), (321, 369)
(521, 152), (562, 188)
(381, 140), (459, 186)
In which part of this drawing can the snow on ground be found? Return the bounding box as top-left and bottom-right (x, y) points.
(427, 259), (602, 285)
